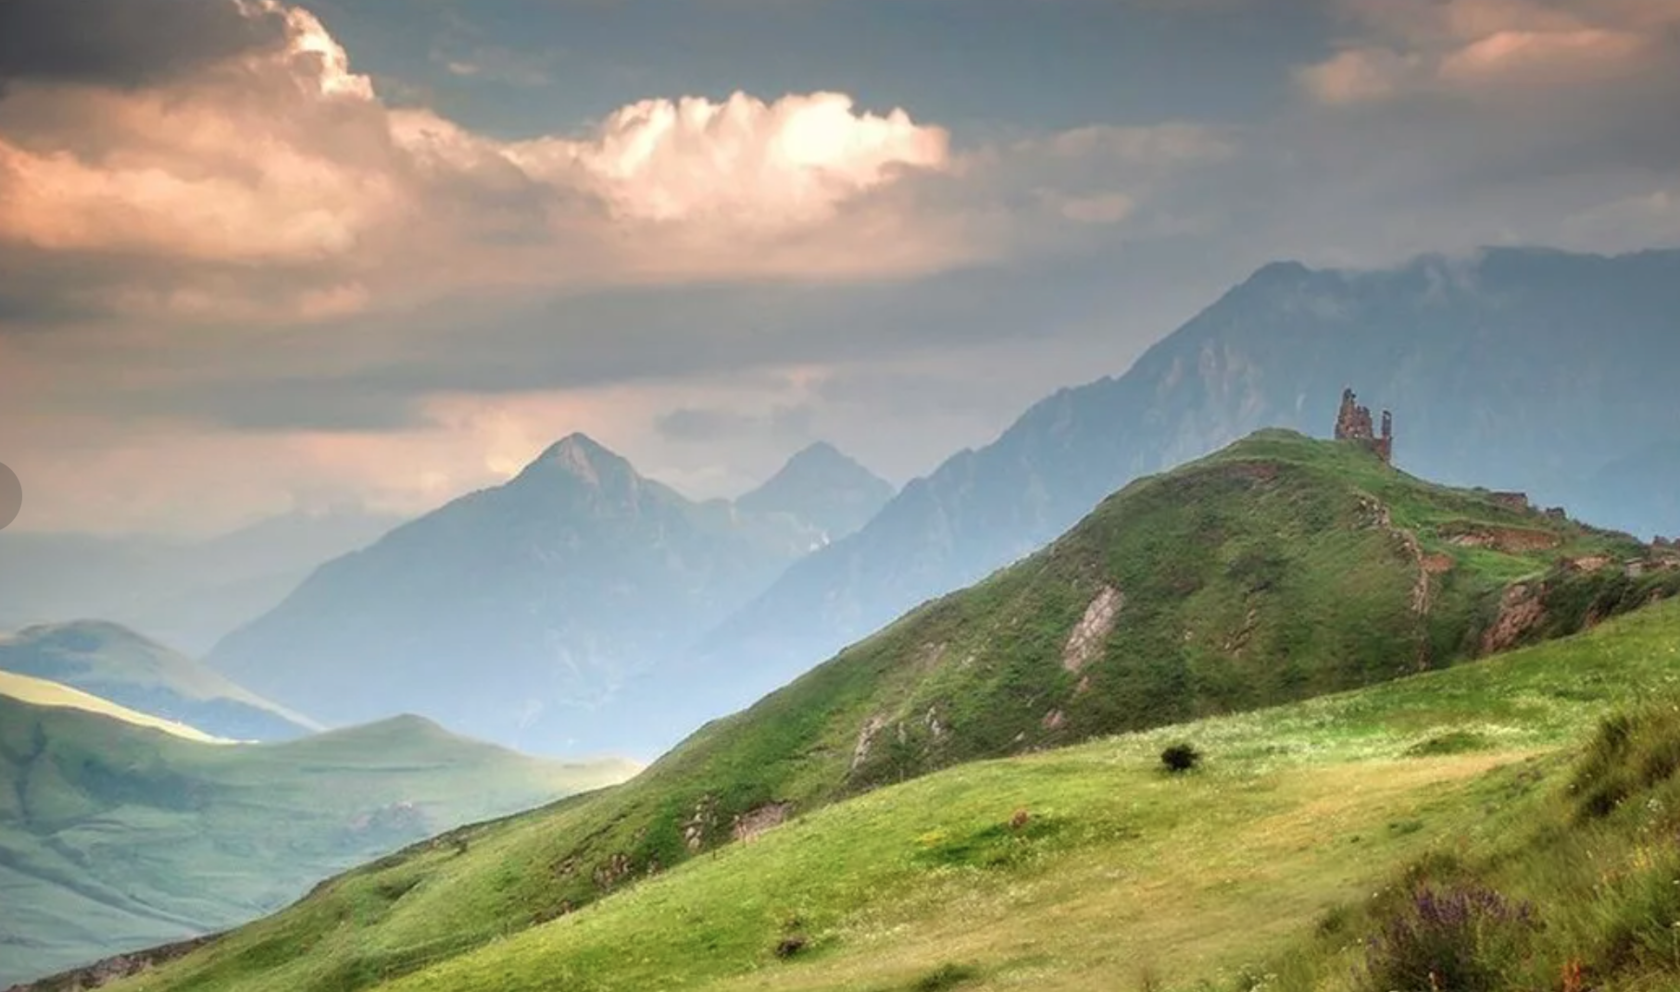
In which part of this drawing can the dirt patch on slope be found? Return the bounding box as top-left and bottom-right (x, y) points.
(1442, 524), (1562, 554)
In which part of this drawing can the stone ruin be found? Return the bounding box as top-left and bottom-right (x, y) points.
(1334, 388), (1394, 464)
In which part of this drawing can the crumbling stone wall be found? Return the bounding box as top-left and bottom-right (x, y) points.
(1335, 388), (1394, 463)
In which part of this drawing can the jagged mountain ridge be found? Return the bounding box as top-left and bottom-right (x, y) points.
(687, 246), (1680, 726)
(207, 435), (886, 755)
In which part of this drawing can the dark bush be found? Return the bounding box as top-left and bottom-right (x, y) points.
(1160, 742), (1201, 773)
(912, 962), (980, 991)
(1361, 883), (1539, 992)
(774, 935), (808, 959)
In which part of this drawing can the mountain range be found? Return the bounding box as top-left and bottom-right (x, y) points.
(206, 439), (894, 754)
(182, 246), (1680, 761)
(683, 246), (1680, 728)
(0, 508), (402, 657)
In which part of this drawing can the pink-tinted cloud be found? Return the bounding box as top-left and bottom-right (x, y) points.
(0, 1), (982, 320)
(1300, 0), (1680, 104)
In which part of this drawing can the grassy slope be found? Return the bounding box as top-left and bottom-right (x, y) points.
(0, 704), (639, 986)
(0, 672), (228, 743)
(108, 597), (1680, 992)
(92, 431), (1680, 992)
(0, 621), (320, 739)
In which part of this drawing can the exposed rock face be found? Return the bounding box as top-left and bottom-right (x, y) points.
(1481, 584), (1547, 655)
(1062, 586), (1124, 673)
(732, 802), (792, 842)
(681, 795), (720, 852)
(1334, 388), (1394, 463)
(1442, 525), (1563, 554)
(850, 715), (888, 772)
(591, 852), (632, 890)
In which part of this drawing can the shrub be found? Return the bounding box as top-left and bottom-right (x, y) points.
(1161, 742), (1201, 773)
(773, 934), (808, 959)
(912, 962), (980, 991)
(1361, 882), (1539, 992)
(1569, 703), (1680, 822)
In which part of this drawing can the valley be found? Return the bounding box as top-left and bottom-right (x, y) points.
(0, 687), (637, 986)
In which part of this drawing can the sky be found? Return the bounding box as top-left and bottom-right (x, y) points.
(2, 0), (1678, 536)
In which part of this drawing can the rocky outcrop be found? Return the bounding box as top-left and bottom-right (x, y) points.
(1441, 525), (1563, 554)
(1062, 586), (1123, 673)
(732, 802), (792, 843)
(1481, 584), (1546, 655)
(3, 933), (222, 992)
(850, 715), (888, 772)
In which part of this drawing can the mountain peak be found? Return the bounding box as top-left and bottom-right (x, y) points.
(736, 441), (894, 542)
(519, 433), (630, 488)
(1244, 259), (1312, 286)
(784, 440), (850, 469)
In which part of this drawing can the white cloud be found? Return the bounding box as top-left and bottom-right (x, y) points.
(508, 91), (950, 229)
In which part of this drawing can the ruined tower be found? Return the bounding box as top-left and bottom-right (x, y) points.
(1334, 388), (1393, 464)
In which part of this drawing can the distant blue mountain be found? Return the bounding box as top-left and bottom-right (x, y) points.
(206, 436), (891, 755)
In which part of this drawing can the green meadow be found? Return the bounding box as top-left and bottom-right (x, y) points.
(111, 597), (1680, 992)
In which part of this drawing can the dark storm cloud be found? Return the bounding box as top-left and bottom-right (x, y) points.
(0, 0), (289, 90)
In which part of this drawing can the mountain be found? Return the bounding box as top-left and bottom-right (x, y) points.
(734, 441), (895, 550)
(694, 246), (1680, 717)
(206, 435), (817, 755)
(85, 431), (1680, 992)
(0, 621), (317, 741)
(0, 508), (402, 656)
(0, 697), (639, 988)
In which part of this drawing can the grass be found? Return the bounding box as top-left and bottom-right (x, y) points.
(0, 704), (639, 986)
(0, 671), (230, 743)
(85, 430), (1679, 992)
(107, 597), (1680, 992)
(0, 620), (321, 740)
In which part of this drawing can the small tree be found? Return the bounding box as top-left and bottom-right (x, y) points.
(1160, 742), (1201, 774)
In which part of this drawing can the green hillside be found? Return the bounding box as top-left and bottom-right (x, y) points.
(84, 430), (1680, 992)
(97, 592), (1680, 992)
(0, 671), (229, 743)
(0, 621), (319, 742)
(0, 702), (639, 987)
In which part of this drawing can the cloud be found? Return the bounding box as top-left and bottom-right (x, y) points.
(0, 0), (290, 89)
(16, 0), (1680, 537)
(654, 404), (816, 444)
(1300, 0), (1680, 105)
(508, 92), (950, 229)
(0, 3), (984, 327)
